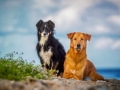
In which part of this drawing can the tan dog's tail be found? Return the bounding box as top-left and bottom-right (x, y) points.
(89, 71), (109, 82)
(89, 71), (103, 81)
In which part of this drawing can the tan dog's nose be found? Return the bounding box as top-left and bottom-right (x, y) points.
(77, 44), (81, 48)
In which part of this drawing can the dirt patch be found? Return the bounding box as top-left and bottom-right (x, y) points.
(0, 78), (120, 90)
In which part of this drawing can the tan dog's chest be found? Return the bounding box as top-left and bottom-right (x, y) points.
(69, 61), (86, 76)
(64, 53), (87, 79)
(65, 57), (86, 70)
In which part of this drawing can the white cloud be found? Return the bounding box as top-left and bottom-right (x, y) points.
(112, 41), (120, 50)
(108, 15), (120, 25)
(45, 7), (79, 31)
(28, 0), (57, 27)
(94, 38), (112, 49)
(94, 37), (120, 50)
(4, 0), (21, 8)
(44, 0), (100, 31)
(32, 0), (56, 10)
(29, 0), (101, 33)
(2, 26), (14, 32)
(86, 25), (111, 34)
(17, 28), (28, 33)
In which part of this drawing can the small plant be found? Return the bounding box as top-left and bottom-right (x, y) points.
(0, 51), (56, 81)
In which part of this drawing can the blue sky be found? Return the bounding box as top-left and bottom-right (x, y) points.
(0, 0), (120, 69)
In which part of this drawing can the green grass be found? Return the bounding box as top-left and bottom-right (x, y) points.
(0, 51), (56, 81)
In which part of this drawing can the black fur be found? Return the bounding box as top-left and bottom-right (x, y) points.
(36, 20), (66, 76)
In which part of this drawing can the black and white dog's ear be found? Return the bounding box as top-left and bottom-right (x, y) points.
(36, 20), (43, 28)
(48, 20), (55, 28)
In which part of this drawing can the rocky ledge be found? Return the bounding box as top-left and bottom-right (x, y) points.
(0, 78), (120, 90)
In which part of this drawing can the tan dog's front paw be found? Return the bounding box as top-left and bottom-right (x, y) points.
(70, 70), (80, 80)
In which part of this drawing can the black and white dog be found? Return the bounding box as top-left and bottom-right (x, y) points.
(36, 20), (66, 76)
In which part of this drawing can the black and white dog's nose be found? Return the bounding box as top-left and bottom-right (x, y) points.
(43, 33), (46, 36)
(43, 30), (47, 36)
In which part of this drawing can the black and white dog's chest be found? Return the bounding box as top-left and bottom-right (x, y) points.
(39, 46), (53, 66)
(39, 37), (53, 66)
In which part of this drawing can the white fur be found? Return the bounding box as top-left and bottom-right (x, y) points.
(39, 36), (48, 45)
(39, 34), (53, 66)
(39, 46), (53, 66)
(70, 70), (76, 74)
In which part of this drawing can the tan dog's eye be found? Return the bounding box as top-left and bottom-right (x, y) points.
(74, 38), (76, 40)
(81, 38), (84, 40)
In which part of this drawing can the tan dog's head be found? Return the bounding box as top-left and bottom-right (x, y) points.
(67, 32), (91, 51)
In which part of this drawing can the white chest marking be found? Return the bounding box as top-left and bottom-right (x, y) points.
(39, 46), (53, 66)
(70, 70), (76, 74)
(39, 36), (48, 46)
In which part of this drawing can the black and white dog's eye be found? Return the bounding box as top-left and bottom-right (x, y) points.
(46, 27), (49, 30)
(40, 27), (44, 30)
(40, 29), (43, 32)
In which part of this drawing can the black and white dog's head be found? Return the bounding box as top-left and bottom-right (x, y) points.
(36, 20), (55, 41)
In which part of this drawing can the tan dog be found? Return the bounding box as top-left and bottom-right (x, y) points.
(63, 32), (106, 81)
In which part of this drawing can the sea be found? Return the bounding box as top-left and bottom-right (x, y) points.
(97, 69), (120, 80)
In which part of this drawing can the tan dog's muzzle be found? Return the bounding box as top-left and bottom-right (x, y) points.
(76, 43), (81, 50)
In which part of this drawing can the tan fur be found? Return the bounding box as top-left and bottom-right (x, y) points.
(63, 32), (107, 81)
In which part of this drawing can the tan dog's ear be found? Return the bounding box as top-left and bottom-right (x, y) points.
(84, 33), (91, 41)
(67, 32), (75, 39)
